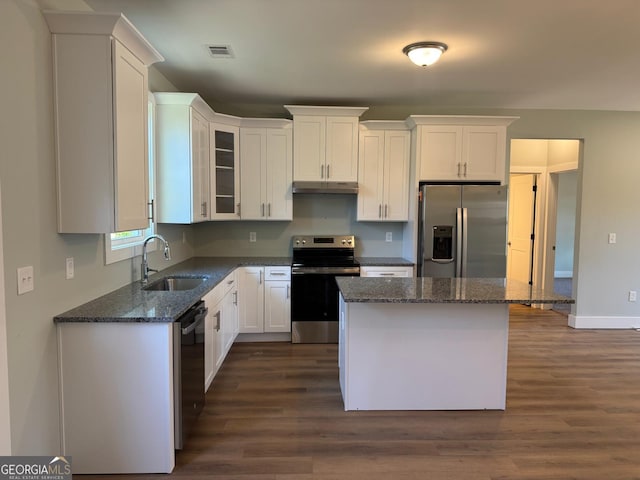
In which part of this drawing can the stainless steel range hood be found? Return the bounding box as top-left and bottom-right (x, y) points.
(292, 181), (358, 194)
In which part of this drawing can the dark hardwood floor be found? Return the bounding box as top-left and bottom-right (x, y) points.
(78, 305), (640, 479)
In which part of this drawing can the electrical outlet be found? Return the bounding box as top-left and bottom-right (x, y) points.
(385, 232), (393, 242)
(17, 266), (34, 294)
(629, 291), (637, 302)
(249, 232), (257, 243)
(608, 233), (616, 244)
(66, 257), (74, 280)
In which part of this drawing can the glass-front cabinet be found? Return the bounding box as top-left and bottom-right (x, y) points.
(210, 121), (240, 219)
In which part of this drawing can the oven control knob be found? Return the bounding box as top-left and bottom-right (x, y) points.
(295, 240), (300, 245)
(347, 239), (353, 245)
(341, 239), (346, 245)
(302, 240), (306, 245)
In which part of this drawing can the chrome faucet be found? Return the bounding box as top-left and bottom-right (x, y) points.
(141, 234), (171, 284)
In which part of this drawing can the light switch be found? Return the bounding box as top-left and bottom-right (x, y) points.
(249, 232), (257, 242)
(66, 257), (74, 279)
(17, 266), (34, 295)
(608, 233), (616, 244)
(385, 232), (393, 242)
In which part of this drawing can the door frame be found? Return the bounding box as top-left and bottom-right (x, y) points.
(509, 139), (582, 313)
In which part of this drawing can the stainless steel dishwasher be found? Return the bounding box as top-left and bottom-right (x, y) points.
(173, 300), (207, 449)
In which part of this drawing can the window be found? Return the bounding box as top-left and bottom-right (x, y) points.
(104, 93), (156, 265)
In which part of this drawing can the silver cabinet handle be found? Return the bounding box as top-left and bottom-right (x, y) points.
(379, 204), (382, 218)
(148, 199), (154, 222)
(385, 204), (388, 218)
(326, 164), (330, 178)
(201, 201), (207, 217)
(321, 165), (324, 178)
(457, 163), (461, 177)
(233, 291), (238, 305)
(270, 272), (286, 276)
(261, 203), (265, 217)
(227, 279), (234, 285)
(215, 311), (221, 332)
(463, 162), (468, 176)
(286, 284), (290, 299)
(268, 203), (271, 217)
(237, 203), (241, 217)
(380, 273), (395, 276)
(259, 270), (263, 284)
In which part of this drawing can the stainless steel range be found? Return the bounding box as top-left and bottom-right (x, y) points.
(291, 235), (360, 343)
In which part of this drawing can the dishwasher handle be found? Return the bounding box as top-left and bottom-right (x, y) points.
(181, 307), (207, 336)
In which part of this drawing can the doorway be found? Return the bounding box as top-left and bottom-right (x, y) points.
(509, 138), (581, 315)
(551, 171), (577, 313)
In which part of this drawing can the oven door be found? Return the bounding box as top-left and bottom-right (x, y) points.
(291, 267), (359, 343)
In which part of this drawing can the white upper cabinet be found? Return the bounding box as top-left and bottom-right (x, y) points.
(240, 119), (293, 220)
(155, 93), (214, 223)
(285, 106), (368, 182)
(357, 122), (410, 221)
(407, 116), (518, 185)
(210, 117), (241, 220)
(44, 11), (163, 233)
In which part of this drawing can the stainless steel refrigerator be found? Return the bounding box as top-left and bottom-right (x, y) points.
(417, 184), (508, 278)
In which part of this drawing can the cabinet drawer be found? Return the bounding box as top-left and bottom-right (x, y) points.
(360, 266), (413, 277)
(264, 266), (291, 281)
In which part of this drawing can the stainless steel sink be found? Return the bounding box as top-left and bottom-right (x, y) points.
(143, 276), (208, 292)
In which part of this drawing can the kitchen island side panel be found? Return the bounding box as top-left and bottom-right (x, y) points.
(57, 323), (175, 473)
(341, 301), (508, 411)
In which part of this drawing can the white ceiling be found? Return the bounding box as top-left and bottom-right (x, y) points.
(85, 0), (640, 117)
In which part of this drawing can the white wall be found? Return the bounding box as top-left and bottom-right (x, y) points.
(555, 171), (577, 277)
(0, 184), (10, 455)
(0, 0), (192, 454)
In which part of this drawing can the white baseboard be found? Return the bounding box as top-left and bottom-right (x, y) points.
(554, 271), (573, 278)
(568, 314), (640, 329)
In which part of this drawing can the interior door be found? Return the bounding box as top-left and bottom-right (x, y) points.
(506, 174), (537, 284)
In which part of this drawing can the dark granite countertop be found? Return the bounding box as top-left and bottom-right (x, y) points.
(54, 257), (291, 324)
(357, 257), (414, 267)
(336, 277), (575, 304)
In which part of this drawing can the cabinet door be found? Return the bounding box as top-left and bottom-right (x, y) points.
(203, 293), (219, 391)
(238, 267), (265, 333)
(293, 115), (325, 181)
(383, 130), (410, 221)
(463, 126), (506, 183)
(418, 126), (463, 181)
(264, 280), (291, 333)
(112, 39), (150, 231)
(211, 123), (240, 219)
(239, 128), (266, 220)
(191, 109), (210, 222)
(265, 128), (293, 220)
(325, 116), (359, 182)
(357, 130), (385, 220)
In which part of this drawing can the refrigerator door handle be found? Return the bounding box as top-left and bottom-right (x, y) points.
(456, 207), (463, 277)
(428, 258), (455, 264)
(461, 207), (469, 277)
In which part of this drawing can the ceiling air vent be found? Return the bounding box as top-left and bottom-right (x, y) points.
(207, 44), (234, 59)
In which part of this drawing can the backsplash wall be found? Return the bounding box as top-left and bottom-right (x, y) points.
(192, 194), (406, 257)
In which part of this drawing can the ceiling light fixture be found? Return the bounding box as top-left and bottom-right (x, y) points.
(402, 41), (448, 67)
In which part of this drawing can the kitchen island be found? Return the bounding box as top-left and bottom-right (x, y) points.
(336, 277), (573, 411)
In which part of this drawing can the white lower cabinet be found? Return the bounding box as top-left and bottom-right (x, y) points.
(360, 265), (414, 277)
(203, 270), (238, 391)
(239, 266), (291, 334)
